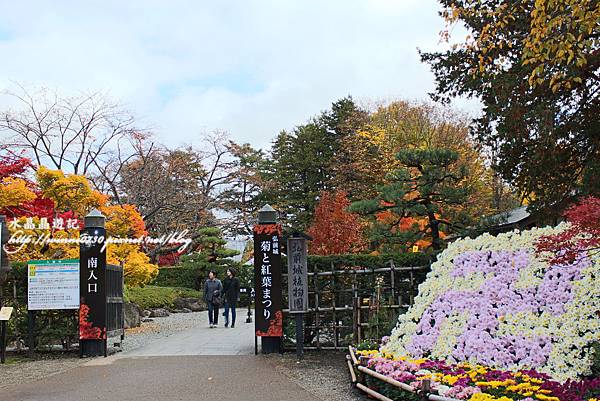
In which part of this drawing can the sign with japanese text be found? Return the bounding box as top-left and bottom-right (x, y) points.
(253, 224), (283, 337)
(27, 259), (79, 310)
(0, 307), (13, 321)
(287, 237), (308, 313)
(79, 226), (107, 340)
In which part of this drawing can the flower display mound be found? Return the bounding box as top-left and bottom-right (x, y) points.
(382, 225), (600, 382)
(356, 350), (600, 401)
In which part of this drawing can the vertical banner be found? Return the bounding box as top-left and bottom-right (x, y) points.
(79, 227), (107, 340)
(253, 224), (283, 337)
(287, 237), (308, 313)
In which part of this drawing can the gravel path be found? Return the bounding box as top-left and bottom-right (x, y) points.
(120, 310), (210, 353)
(0, 311), (210, 389)
(263, 351), (364, 401)
(1, 312), (364, 401)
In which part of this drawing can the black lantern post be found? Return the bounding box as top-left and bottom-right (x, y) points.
(253, 205), (283, 354)
(79, 209), (108, 357)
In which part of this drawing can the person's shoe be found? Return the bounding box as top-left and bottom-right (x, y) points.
(231, 324), (235, 328)
(224, 323), (229, 328)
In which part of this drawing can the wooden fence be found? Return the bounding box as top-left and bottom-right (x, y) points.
(280, 261), (429, 350)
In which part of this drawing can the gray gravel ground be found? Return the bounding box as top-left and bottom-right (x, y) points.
(119, 310), (210, 353)
(264, 351), (365, 401)
(1, 312), (365, 401)
(0, 311), (209, 389)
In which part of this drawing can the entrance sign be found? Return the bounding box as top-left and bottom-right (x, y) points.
(0, 307), (13, 321)
(287, 237), (308, 313)
(253, 223), (283, 338)
(79, 215), (107, 343)
(27, 259), (79, 310)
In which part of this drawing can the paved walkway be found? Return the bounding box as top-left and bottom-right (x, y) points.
(2, 310), (321, 401)
(127, 309), (256, 356)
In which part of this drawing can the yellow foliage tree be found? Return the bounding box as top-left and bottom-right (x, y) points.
(0, 177), (36, 208)
(102, 204), (158, 286)
(5, 167), (158, 287)
(36, 166), (107, 216)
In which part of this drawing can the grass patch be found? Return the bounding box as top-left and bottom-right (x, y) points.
(125, 285), (202, 310)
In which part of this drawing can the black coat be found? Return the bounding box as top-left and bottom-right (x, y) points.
(222, 277), (240, 304)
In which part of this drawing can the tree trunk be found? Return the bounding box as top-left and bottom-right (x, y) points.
(428, 213), (442, 250)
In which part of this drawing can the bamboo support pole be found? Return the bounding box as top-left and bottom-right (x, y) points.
(357, 365), (416, 393)
(332, 270), (338, 349)
(346, 356), (357, 383)
(313, 273), (320, 349)
(281, 265), (428, 278)
(429, 395), (463, 401)
(356, 383), (394, 401)
(349, 346), (358, 365)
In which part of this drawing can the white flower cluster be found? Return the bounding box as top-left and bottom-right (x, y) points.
(383, 224), (600, 381)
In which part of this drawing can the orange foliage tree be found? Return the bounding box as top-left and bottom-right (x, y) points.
(1, 156), (157, 286)
(307, 190), (366, 255)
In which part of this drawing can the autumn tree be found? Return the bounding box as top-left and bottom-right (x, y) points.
(219, 142), (271, 236)
(422, 0), (600, 216)
(350, 148), (471, 251)
(0, 156), (157, 286)
(119, 147), (210, 235)
(118, 133), (238, 239)
(536, 196), (600, 264)
(264, 97), (366, 230)
(0, 86), (139, 176)
(307, 190), (367, 255)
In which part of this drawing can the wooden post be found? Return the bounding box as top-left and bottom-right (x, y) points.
(357, 293), (362, 343)
(409, 266), (415, 306)
(295, 313), (304, 359)
(332, 269), (338, 349)
(314, 272), (320, 349)
(27, 310), (35, 358)
(390, 261), (396, 305)
(352, 282), (359, 344)
(421, 379), (431, 401)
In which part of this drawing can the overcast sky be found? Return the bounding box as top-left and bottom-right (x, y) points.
(0, 0), (478, 150)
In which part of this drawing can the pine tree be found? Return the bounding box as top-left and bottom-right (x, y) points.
(350, 148), (470, 251)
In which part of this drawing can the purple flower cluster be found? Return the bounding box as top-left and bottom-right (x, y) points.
(406, 250), (587, 369)
(541, 377), (600, 401)
(444, 385), (481, 399)
(367, 357), (418, 383)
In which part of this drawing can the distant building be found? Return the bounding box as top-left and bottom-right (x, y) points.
(487, 206), (537, 234)
(225, 238), (250, 263)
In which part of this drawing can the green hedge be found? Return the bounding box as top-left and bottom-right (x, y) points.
(152, 263), (254, 290)
(125, 286), (202, 310)
(287, 252), (431, 271)
(151, 266), (201, 289)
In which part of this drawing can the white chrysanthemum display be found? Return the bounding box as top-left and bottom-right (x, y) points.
(383, 224), (600, 382)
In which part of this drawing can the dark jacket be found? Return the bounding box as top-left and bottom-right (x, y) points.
(203, 278), (222, 303)
(222, 276), (240, 304)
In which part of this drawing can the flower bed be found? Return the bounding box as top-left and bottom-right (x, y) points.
(354, 349), (600, 401)
(383, 226), (600, 382)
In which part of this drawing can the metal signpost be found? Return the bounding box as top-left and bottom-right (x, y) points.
(287, 236), (308, 359)
(0, 306), (13, 363)
(27, 259), (80, 357)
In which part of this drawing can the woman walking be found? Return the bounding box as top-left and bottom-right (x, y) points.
(204, 270), (222, 328)
(222, 268), (240, 328)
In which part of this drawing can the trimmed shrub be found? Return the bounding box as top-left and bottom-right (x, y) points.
(125, 285), (202, 310)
